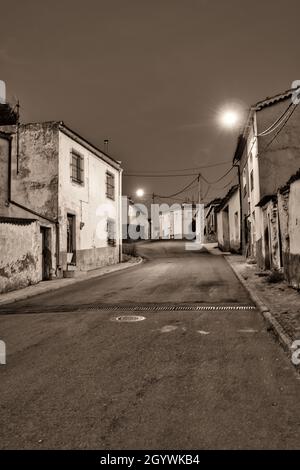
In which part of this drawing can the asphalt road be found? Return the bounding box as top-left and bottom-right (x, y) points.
(1, 241), (252, 310)
(0, 241), (300, 449)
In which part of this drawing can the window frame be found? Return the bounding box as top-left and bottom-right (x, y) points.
(70, 150), (84, 185)
(106, 171), (115, 200)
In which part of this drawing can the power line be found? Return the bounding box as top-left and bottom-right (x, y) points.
(124, 172), (199, 178)
(261, 104), (298, 153)
(156, 176), (199, 199)
(124, 159), (232, 177)
(200, 165), (235, 185)
(219, 175), (238, 190)
(257, 102), (295, 137)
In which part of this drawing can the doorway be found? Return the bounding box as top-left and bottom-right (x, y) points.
(67, 213), (76, 264)
(264, 225), (271, 270)
(40, 227), (51, 280)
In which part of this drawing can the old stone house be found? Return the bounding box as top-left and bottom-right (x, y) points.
(0, 122), (122, 293)
(204, 198), (222, 243)
(257, 170), (300, 287)
(158, 203), (198, 240)
(233, 88), (300, 265)
(215, 185), (240, 253)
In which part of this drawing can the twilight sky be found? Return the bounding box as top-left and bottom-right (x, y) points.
(1, 0), (300, 203)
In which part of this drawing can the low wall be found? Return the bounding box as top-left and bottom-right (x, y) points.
(0, 221), (41, 293)
(60, 246), (119, 272)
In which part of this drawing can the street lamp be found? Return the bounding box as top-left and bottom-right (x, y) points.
(136, 188), (145, 198)
(219, 109), (239, 128)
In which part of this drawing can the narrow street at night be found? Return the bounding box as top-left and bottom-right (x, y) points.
(0, 242), (299, 449)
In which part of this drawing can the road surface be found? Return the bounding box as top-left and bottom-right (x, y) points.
(0, 241), (299, 449)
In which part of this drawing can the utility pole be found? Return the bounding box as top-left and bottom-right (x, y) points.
(198, 173), (202, 205)
(16, 100), (20, 174)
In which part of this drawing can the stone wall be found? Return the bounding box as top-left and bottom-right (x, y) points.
(0, 220), (41, 293)
(75, 246), (119, 271)
(0, 123), (59, 221)
(0, 134), (10, 212)
(284, 179), (300, 288)
(275, 178), (300, 288)
(259, 199), (281, 270)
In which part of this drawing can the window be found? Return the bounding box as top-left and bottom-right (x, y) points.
(70, 150), (84, 184)
(107, 218), (116, 246)
(106, 171), (115, 200)
(250, 170), (254, 192)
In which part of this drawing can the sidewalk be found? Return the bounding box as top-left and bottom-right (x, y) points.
(0, 257), (143, 307)
(226, 253), (300, 358)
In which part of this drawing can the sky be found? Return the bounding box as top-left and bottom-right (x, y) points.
(1, 0), (300, 204)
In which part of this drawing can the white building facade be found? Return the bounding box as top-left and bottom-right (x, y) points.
(0, 122), (123, 290)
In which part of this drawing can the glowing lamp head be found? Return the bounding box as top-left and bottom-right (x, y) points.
(136, 188), (145, 198)
(220, 110), (239, 128)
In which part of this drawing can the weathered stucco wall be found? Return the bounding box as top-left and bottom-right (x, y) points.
(275, 179), (300, 288)
(217, 189), (240, 253)
(257, 100), (300, 199)
(228, 189), (240, 252)
(285, 179), (300, 288)
(0, 122), (59, 221)
(0, 124), (59, 279)
(260, 199), (281, 270)
(0, 221), (41, 293)
(237, 143), (251, 256)
(0, 134), (10, 214)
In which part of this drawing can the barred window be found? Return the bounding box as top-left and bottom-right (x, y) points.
(70, 150), (84, 184)
(107, 218), (116, 246)
(106, 171), (115, 200)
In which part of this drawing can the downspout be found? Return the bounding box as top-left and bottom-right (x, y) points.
(7, 131), (60, 272)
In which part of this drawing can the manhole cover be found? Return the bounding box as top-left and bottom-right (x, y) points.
(113, 315), (146, 322)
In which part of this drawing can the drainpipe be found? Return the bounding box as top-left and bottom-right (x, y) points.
(7, 131), (60, 272)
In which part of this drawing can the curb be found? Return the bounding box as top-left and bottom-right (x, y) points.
(224, 255), (296, 361)
(0, 257), (144, 307)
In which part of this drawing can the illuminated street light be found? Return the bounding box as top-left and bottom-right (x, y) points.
(220, 109), (239, 128)
(136, 188), (145, 198)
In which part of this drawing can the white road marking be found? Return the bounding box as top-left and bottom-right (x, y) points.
(237, 329), (258, 333)
(160, 325), (178, 333)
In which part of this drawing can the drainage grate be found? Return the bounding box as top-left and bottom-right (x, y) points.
(87, 304), (256, 312)
(0, 303), (256, 315)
